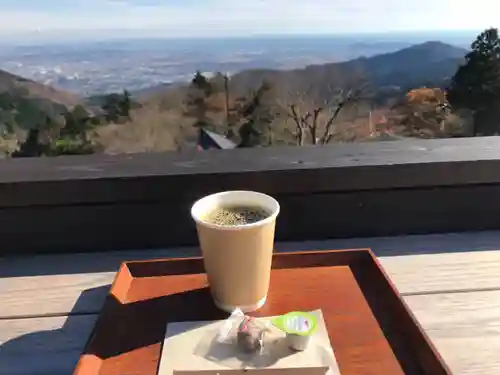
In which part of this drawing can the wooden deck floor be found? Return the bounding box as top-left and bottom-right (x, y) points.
(2, 231), (500, 375)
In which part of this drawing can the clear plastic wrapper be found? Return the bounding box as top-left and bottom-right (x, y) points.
(193, 308), (277, 369)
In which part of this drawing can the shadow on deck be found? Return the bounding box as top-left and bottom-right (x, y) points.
(2, 230), (500, 278)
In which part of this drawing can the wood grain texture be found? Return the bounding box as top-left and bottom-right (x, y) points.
(4, 137), (500, 207)
(406, 291), (500, 375)
(3, 137), (500, 183)
(381, 251), (500, 295)
(3, 232), (500, 318)
(2, 293), (500, 375)
(0, 273), (115, 318)
(0, 291), (500, 375)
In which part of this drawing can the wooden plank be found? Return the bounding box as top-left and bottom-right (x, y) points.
(4, 137), (500, 207)
(382, 251), (500, 296)
(2, 232), (500, 318)
(406, 291), (500, 375)
(6, 183), (500, 255)
(0, 247), (203, 318)
(0, 273), (114, 318)
(1, 292), (499, 375)
(0, 314), (98, 375)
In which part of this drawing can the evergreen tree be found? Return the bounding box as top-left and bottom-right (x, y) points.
(191, 71), (212, 96)
(12, 128), (47, 157)
(185, 71), (215, 129)
(448, 28), (500, 135)
(120, 90), (132, 119)
(238, 81), (275, 147)
(101, 91), (132, 123)
(62, 105), (91, 137)
(0, 109), (16, 135)
(101, 93), (121, 122)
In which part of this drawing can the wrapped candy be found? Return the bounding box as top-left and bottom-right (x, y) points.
(194, 308), (273, 369)
(236, 315), (267, 354)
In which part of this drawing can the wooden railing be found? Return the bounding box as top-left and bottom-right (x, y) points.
(3, 136), (500, 255)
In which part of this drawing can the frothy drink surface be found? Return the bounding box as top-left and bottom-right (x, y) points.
(203, 205), (270, 226)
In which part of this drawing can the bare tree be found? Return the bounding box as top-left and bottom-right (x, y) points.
(279, 87), (364, 146)
(223, 73), (230, 130)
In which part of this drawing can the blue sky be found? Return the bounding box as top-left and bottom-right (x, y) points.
(0, 0), (496, 38)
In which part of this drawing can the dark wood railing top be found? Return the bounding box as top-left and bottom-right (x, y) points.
(1, 136), (500, 207)
(3, 136), (500, 180)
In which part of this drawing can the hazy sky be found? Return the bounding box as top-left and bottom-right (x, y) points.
(0, 0), (496, 38)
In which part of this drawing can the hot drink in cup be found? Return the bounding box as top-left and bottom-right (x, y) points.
(191, 191), (280, 313)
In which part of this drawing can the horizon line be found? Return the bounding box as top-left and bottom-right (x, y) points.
(0, 29), (482, 46)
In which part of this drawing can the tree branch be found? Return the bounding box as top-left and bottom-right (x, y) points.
(289, 104), (306, 146)
(320, 88), (362, 144)
(310, 108), (322, 145)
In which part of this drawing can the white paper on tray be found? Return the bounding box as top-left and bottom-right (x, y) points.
(158, 310), (341, 375)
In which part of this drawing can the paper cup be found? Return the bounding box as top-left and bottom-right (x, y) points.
(191, 191), (280, 312)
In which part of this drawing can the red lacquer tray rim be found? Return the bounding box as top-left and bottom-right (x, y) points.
(74, 248), (452, 375)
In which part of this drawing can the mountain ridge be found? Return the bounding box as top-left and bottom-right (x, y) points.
(224, 41), (467, 104)
(0, 69), (82, 108)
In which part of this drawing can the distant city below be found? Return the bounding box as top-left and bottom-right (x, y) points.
(0, 32), (476, 96)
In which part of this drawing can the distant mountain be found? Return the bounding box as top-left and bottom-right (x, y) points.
(0, 69), (85, 142)
(226, 41), (467, 104)
(0, 69), (81, 108)
(343, 41), (466, 87)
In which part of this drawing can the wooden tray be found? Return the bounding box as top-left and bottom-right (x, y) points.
(74, 249), (451, 375)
